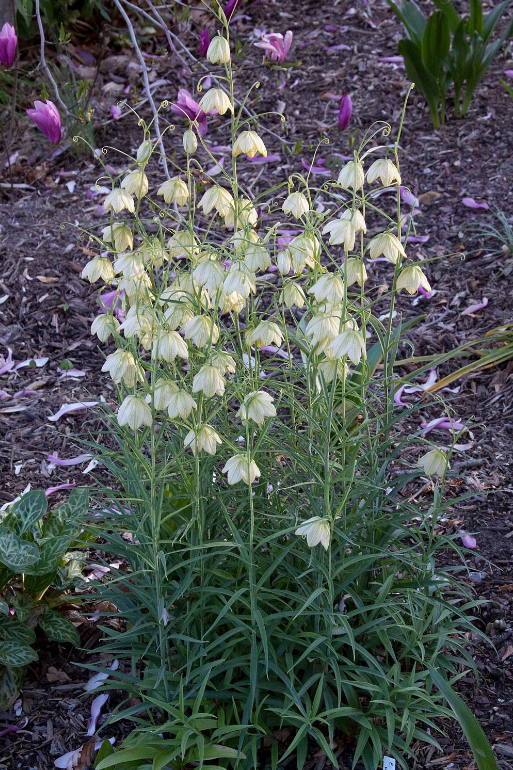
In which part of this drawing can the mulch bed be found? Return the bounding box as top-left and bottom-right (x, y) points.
(1, 0), (512, 767)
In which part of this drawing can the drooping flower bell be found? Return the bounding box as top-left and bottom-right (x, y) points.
(117, 395), (152, 431)
(207, 35), (230, 64)
(295, 517), (331, 550)
(396, 265), (431, 295)
(232, 131), (267, 159)
(222, 454), (261, 485)
(418, 448), (448, 477)
(367, 158), (401, 187)
(237, 391), (276, 426)
(26, 100), (62, 144)
(0, 22), (17, 67)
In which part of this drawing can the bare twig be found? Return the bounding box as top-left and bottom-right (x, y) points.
(34, 0), (71, 116)
(113, 0), (171, 179)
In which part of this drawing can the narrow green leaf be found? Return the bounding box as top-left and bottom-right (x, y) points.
(429, 667), (499, 770)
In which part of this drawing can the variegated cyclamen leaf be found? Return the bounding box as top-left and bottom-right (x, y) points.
(0, 533), (40, 571)
(10, 490), (47, 535)
(39, 610), (81, 646)
(0, 664), (26, 711)
(0, 616), (36, 645)
(24, 536), (70, 575)
(0, 599), (9, 616)
(42, 488), (89, 539)
(0, 640), (38, 667)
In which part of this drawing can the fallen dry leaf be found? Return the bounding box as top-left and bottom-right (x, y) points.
(418, 190), (442, 204)
(46, 667), (71, 683)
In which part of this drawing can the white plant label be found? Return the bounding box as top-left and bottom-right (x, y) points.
(383, 758), (396, 770)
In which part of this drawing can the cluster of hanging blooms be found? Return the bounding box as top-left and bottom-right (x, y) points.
(81, 29), (442, 553)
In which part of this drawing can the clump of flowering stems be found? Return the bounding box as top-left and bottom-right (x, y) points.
(80, 8), (489, 770)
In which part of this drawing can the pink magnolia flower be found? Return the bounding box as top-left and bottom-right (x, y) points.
(26, 100), (62, 144)
(199, 28), (210, 57)
(255, 31), (293, 63)
(338, 94), (352, 130)
(170, 88), (208, 136)
(0, 22), (17, 67)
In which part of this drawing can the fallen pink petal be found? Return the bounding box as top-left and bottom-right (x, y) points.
(247, 154), (280, 163)
(459, 533), (477, 549)
(84, 660), (119, 691)
(48, 401), (99, 422)
(404, 368), (437, 394)
(461, 297), (488, 316)
(0, 347), (14, 375)
(14, 357), (49, 371)
(462, 197), (489, 210)
(393, 385), (410, 407)
(47, 453), (92, 467)
(110, 105), (122, 120)
(504, 70), (513, 78)
(86, 693), (109, 736)
(45, 482), (77, 497)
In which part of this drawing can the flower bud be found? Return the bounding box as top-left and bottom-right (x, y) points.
(183, 129), (197, 154)
(136, 140), (153, 164)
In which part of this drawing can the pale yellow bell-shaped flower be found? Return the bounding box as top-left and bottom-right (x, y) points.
(344, 258), (367, 287)
(81, 256), (115, 284)
(168, 230), (199, 259)
(119, 305), (156, 340)
(309, 273), (345, 306)
(218, 290), (245, 314)
(329, 329), (366, 365)
(121, 170), (148, 200)
(193, 257), (225, 292)
(305, 312), (341, 353)
(184, 425), (222, 455)
(418, 448), (448, 477)
(322, 217), (356, 252)
(192, 364), (226, 398)
(283, 191), (309, 219)
(184, 315), (219, 347)
(104, 188), (135, 214)
(117, 395), (152, 430)
(368, 232), (406, 264)
(91, 314), (119, 342)
(244, 243), (271, 273)
(366, 158), (401, 187)
(158, 177), (189, 206)
(102, 350), (143, 387)
(245, 320), (283, 348)
(207, 35), (230, 64)
(282, 281), (306, 309)
(113, 252), (146, 280)
(317, 354), (348, 386)
(199, 185), (234, 217)
(148, 379), (179, 411)
(199, 88), (233, 115)
(237, 390), (276, 426)
(183, 130), (197, 154)
(102, 222), (133, 252)
(396, 265), (431, 295)
(231, 229), (259, 255)
(337, 160), (365, 191)
(288, 233), (320, 273)
(223, 263), (256, 298)
(167, 390), (197, 420)
(295, 517), (331, 550)
(232, 130), (267, 158)
(209, 350), (236, 375)
(222, 454), (261, 485)
(152, 329), (189, 362)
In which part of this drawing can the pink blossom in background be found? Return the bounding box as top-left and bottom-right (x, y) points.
(255, 31), (293, 63)
(224, 0), (242, 19)
(110, 104), (122, 120)
(171, 88), (208, 136)
(100, 288), (125, 320)
(338, 94), (352, 130)
(0, 22), (17, 67)
(26, 100), (62, 144)
(199, 28), (211, 57)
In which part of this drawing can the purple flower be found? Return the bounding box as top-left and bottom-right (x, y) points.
(224, 0), (242, 19)
(26, 100), (62, 144)
(170, 88), (208, 137)
(0, 22), (17, 68)
(338, 94), (352, 130)
(254, 31), (293, 63)
(199, 28), (211, 57)
(110, 104), (121, 120)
